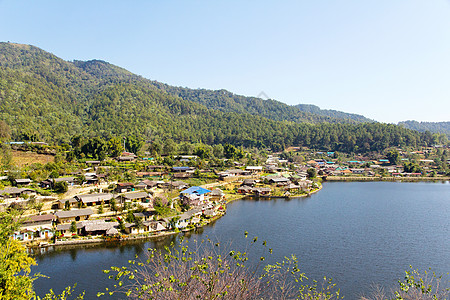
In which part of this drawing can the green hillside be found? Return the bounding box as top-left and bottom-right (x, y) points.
(0, 42), (447, 153)
(295, 104), (373, 123)
(399, 121), (450, 138)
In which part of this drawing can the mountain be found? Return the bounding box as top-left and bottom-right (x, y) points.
(398, 121), (450, 138)
(295, 104), (374, 123)
(0, 42), (445, 152)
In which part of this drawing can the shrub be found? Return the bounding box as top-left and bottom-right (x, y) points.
(101, 234), (341, 299)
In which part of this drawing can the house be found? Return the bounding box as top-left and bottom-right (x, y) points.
(285, 184), (301, 191)
(268, 177), (291, 185)
(40, 177), (76, 189)
(210, 189), (225, 202)
(84, 173), (99, 185)
(350, 169), (365, 175)
(242, 179), (257, 186)
(58, 198), (78, 209)
(164, 181), (189, 190)
(115, 182), (135, 193)
(245, 166), (263, 174)
(85, 160), (101, 166)
(125, 220), (166, 234)
(172, 173), (192, 179)
(116, 156), (136, 162)
(75, 193), (113, 206)
(0, 187), (37, 198)
(180, 186), (212, 207)
(54, 177), (76, 186)
(56, 222), (84, 236)
(12, 228), (35, 241)
(135, 180), (158, 190)
(54, 208), (94, 224)
(22, 214), (55, 227)
(174, 209), (203, 229)
(172, 166), (194, 173)
(133, 211), (154, 221)
(225, 169), (251, 176)
(82, 220), (119, 236)
(252, 187), (271, 196)
(15, 178), (32, 186)
(121, 191), (150, 203)
(136, 171), (163, 177)
(237, 185), (253, 194)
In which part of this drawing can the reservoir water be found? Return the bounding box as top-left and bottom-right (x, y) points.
(32, 181), (450, 299)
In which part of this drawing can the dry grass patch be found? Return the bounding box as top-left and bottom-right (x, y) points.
(10, 150), (54, 167)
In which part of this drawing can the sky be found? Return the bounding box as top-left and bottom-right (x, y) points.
(1, 0), (450, 123)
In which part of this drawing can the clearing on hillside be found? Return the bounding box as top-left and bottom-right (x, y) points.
(10, 150), (55, 167)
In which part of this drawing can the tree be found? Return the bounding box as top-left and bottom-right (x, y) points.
(0, 211), (85, 299)
(163, 138), (177, 156)
(307, 168), (317, 178)
(125, 135), (144, 155)
(0, 211), (36, 299)
(97, 203), (104, 214)
(70, 221), (77, 235)
(0, 121), (11, 142)
(212, 143), (224, 158)
(386, 149), (400, 165)
(224, 143), (236, 159)
(134, 216), (144, 231)
(107, 137), (124, 158)
(64, 200), (71, 211)
(110, 198), (118, 215)
(54, 181), (68, 193)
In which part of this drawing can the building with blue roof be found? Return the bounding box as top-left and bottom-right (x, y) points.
(180, 186), (212, 207)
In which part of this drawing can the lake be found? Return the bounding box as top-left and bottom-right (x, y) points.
(32, 181), (450, 299)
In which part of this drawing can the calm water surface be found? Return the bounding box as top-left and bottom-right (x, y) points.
(32, 182), (450, 299)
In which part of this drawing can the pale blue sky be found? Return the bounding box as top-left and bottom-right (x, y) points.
(1, 0), (449, 123)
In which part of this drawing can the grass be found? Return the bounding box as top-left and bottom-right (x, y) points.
(10, 150), (54, 167)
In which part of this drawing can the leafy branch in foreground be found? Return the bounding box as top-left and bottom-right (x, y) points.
(0, 211), (84, 300)
(361, 266), (449, 300)
(101, 233), (341, 299)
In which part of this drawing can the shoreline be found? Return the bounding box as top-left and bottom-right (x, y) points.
(30, 185), (323, 251)
(323, 176), (450, 182)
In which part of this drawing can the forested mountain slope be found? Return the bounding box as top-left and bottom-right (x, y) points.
(295, 104), (373, 123)
(0, 42), (446, 152)
(399, 121), (450, 138)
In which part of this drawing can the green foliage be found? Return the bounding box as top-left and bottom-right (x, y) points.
(0, 211), (37, 300)
(69, 221), (77, 234)
(399, 121), (450, 138)
(386, 149), (400, 165)
(0, 121), (11, 142)
(403, 161), (422, 174)
(106, 137), (123, 157)
(97, 203), (104, 214)
(53, 181), (68, 193)
(0, 210), (83, 299)
(0, 42), (444, 155)
(307, 168), (317, 179)
(102, 235), (342, 299)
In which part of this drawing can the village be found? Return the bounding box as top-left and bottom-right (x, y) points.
(1, 144), (449, 247)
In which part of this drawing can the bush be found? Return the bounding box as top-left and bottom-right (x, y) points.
(102, 234), (342, 299)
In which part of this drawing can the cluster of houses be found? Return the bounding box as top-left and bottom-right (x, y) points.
(236, 174), (314, 196)
(306, 158), (423, 177)
(12, 183), (226, 243)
